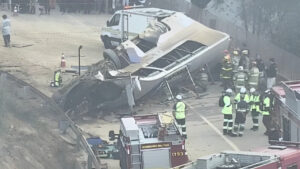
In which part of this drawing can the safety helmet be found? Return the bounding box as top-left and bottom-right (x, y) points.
(226, 88), (233, 93)
(242, 49), (249, 55)
(224, 50), (229, 54)
(224, 54), (230, 60)
(250, 88), (256, 93)
(201, 67), (205, 71)
(238, 66), (244, 71)
(233, 50), (239, 55)
(176, 95), (183, 100)
(252, 61), (257, 65)
(265, 89), (271, 94)
(240, 87), (247, 94)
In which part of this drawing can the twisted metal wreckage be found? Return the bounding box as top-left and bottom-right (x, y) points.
(54, 9), (230, 113)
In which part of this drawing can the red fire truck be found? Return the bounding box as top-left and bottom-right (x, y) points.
(109, 112), (188, 169)
(177, 141), (300, 169)
(271, 80), (300, 142)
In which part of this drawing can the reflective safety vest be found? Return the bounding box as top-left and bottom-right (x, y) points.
(55, 71), (61, 86)
(261, 97), (270, 115)
(233, 71), (248, 88)
(248, 67), (259, 87)
(221, 62), (233, 79)
(175, 102), (186, 119)
(222, 95), (232, 115)
(249, 94), (260, 111)
(200, 72), (208, 82)
(234, 93), (250, 103)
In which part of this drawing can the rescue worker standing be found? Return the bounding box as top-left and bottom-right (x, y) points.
(248, 61), (260, 90)
(261, 90), (272, 135)
(239, 49), (250, 72)
(232, 49), (240, 73)
(54, 70), (62, 87)
(233, 91), (249, 137)
(220, 54), (233, 90)
(233, 66), (248, 93)
(249, 88), (260, 131)
(197, 67), (209, 92)
(173, 95), (187, 139)
(222, 88), (234, 136)
(232, 87), (249, 137)
(266, 58), (277, 89)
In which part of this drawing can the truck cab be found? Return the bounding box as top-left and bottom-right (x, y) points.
(109, 113), (189, 169)
(100, 8), (175, 49)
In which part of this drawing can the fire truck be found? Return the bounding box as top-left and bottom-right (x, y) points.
(109, 112), (188, 169)
(271, 80), (300, 142)
(177, 141), (300, 169)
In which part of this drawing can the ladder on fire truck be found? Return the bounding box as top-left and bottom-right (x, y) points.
(131, 138), (142, 169)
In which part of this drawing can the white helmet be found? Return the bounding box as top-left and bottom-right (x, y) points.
(226, 88), (233, 93)
(250, 88), (256, 93)
(238, 66), (244, 71)
(176, 95), (182, 100)
(240, 87), (247, 94)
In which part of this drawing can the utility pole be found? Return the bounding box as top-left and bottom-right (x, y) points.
(78, 45), (83, 76)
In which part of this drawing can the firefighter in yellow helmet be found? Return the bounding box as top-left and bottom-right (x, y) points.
(232, 48), (241, 73)
(220, 52), (233, 90)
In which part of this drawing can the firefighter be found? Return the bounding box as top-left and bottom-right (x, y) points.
(233, 66), (248, 93)
(54, 70), (62, 87)
(261, 90), (272, 135)
(173, 95), (187, 139)
(248, 61), (260, 90)
(222, 88), (234, 136)
(232, 49), (241, 73)
(249, 88), (260, 131)
(197, 67), (209, 93)
(220, 54), (233, 90)
(239, 49), (250, 72)
(233, 91), (249, 137)
(234, 87), (250, 107)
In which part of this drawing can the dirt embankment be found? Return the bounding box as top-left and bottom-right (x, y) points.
(0, 76), (80, 169)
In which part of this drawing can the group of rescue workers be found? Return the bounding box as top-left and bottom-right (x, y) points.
(220, 48), (277, 137)
(172, 48), (278, 139)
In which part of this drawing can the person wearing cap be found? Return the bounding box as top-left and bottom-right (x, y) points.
(232, 48), (241, 73)
(249, 88), (260, 131)
(266, 58), (277, 89)
(220, 53), (233, 90)
(2, 14), (11, 47)
(233, 66), (248, 93)
(233, 87), (250, 137)
(239, 49), (250, 72)
(173, 95), (187, 139)
(222, 88), (234, 136)
(261, 90), (272, 135)
(248, 61), (260, 90)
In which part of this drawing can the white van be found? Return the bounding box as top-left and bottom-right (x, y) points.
(100, 8), (175, 49)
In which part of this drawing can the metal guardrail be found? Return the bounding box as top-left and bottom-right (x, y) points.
(0, 71), (105, 169)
